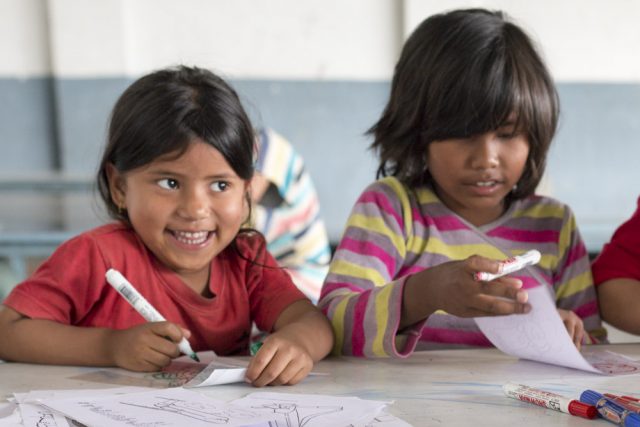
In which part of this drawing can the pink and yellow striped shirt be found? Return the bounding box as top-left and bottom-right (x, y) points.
(319, 177), (606, 357)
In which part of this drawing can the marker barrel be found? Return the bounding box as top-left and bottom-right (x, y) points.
(475, 250), (541, 281)
(105, 268), (199, 362)
(503, 383), (596, 419)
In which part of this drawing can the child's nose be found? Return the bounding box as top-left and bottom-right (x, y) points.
(178, 188), (211, 221)
(470, 135), (499, 169)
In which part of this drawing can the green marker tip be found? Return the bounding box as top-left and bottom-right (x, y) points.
(190, 353), (200, 362)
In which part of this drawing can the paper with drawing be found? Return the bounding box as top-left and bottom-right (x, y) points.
(40, 388), (271, 427)
(14, 387), (152, 427)
(475, 285), (640, 374)
(34, 388), (397, 427)
(229, 391), (388, 427)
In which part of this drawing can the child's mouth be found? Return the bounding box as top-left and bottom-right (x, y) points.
(170, 230), (212, 246)
(475, 180), (498, 187)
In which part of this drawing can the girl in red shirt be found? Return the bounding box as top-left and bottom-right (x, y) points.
(0, 66), (333, 386)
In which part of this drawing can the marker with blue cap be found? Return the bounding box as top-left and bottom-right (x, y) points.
(581, 390), (640, 427)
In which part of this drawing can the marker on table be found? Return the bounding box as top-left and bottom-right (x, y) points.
(250, 341), (263, 356)
(105, 268), (200, 362)
(475, 250), (541, 281)
(503, 383), (597, 419)
(581, 390), (640, 427)
(605, 394), (640, 414)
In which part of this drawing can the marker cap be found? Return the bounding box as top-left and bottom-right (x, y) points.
(567, 400), (597, 419)
(627, 414), (640, 427)
(581, 389), (604, 405)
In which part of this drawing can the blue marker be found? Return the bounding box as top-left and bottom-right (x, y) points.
(581, 390), (640, 427)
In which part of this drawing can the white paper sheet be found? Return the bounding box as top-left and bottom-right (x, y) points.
(15, 387), (153, 427)
(183, 365), (247, 387)
(475, 285), (640, 374)
(354, 410), (414, 427)
(0, 402), (16, 419)
(0, 401), (21, 427)
(40, 387), (272, 427)
(231, 391), (388, 427)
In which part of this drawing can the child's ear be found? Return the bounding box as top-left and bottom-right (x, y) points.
(106, 163), (127, 208)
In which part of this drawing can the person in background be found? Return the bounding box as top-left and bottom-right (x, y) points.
(592, 198), (640, 335)
(0, 66), (334, 386)
(251, 128), (331, 303)
(319, 8), (606, 357)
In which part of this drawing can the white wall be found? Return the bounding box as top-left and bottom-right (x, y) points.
(34, 0), (399, 80)
(4, 0), (640, 82)
(0, 0), (50, 76)
(405, 0), (640, 82)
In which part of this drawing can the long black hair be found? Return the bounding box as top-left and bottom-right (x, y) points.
(368, 8), (559, 200)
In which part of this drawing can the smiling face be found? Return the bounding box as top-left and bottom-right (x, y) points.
(108, 139), (250, 290)
(427, 124), (529, 226)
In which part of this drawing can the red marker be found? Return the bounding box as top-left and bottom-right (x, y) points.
(503, 383), (597, 419)
(605, 394), (640, 413)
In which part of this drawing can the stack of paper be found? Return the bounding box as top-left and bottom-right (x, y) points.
(2, 387), (412, 427)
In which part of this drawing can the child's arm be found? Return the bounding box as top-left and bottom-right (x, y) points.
(244, 300), (333, 387)
(0, 305), (188, 371)
(597, 279), (640, 335)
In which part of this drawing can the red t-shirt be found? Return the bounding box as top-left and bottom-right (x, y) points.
(4, 223), (307, 355)
(592, 197), (640, 285)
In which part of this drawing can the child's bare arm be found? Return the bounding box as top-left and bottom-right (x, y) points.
(245, 300), (334, 387)
(597, 279), (640, 335)
(0, 305), (186, 371)
(400, 255), (531, 329)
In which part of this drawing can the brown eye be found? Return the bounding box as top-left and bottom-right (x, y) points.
(158, 178), (179, 190)
(211, 181), (229, 192)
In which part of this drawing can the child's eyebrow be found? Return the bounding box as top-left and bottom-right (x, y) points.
(146, 169), (237, 180)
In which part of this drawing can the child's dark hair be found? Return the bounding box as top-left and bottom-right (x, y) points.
(97, 65), (255, 222)
(368, 8), (559, 200)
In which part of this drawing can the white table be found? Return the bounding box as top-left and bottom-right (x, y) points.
(2, 344), (640, 426)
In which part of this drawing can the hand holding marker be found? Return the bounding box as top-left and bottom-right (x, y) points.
(475, 250), (541, 281)
(105, 269), (200, 362)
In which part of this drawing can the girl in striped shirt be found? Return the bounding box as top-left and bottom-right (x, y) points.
(319, 8), (606, 357)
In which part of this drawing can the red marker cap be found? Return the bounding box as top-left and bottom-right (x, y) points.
(568, 400), (597, 419)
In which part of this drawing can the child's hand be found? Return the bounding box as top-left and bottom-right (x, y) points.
(402, 255), (531, 328)
(244, 333), (313, 387)
(557, 309), (585, 350)
(106, 322), (188, 371)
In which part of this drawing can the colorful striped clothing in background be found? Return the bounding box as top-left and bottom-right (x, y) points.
(253, 129), (331, 303)
(319, 177), (607, 357)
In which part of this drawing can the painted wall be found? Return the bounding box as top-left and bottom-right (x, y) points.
(1, 0), (639, 252)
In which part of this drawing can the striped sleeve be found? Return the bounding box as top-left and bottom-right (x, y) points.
(553, 205), (607, 343)
(254, 129), (332, 302)
(319, 178), (423, 357)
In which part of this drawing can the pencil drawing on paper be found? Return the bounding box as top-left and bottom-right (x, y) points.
(121, 396), (260, 424)
(251, 401), (343, 427)
(35, 411), (56, 427)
